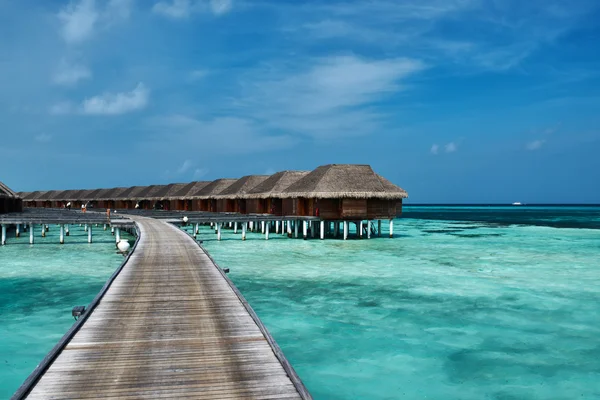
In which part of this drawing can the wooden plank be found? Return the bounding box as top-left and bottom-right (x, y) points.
(15, 216), (310, 400)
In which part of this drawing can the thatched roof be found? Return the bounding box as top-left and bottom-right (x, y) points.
(214, 175), (270, 199)
(245, 171), (310, 199)
(115, 186), (147, 200)
(191, 179), (237, 199)
(280, 164), (408, 199)
(0, 182), (19, 198)
(131, 185), (158, 200)
(377, 175), (408, 197)
(81, 189), (103, 201)
(170, 181), (210, 199)
(18, 191), (31, 199)
(96, 187), (128, 200)
(31, 190), (48, 200)
(48, 190), (70, 200)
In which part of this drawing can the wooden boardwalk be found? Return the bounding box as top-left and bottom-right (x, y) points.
(21, 217), (310, 399)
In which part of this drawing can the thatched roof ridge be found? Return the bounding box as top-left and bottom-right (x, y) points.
(245, 171), (310, 199)
(96, 187), (127, 200)
(18, 191), (32, 200)
(0, 181), (19, 198)
(192, 179), (237, 199)
(171, 181), (210, 199)
(280, 164), (408, 199)
(65, 189), (88, 200)
(214, 175), (270, 199)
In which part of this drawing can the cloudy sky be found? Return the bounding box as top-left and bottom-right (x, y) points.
(1, 0), (599, 203)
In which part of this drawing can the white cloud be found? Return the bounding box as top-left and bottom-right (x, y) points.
(58, 0), (98, 44)
(145, 115), (298, 155)
(430, 144), (439, 155)
(527, 139), (546, 150)
(35, 133), (52, 143)
(49, 102), (74, 115)
(152, 0), (192, 19)
(193, 168), (208, 179)
(106, 0), (134, 20)
(237, 55), (425, 138)
(210, 0), (232, 16)
(57, 0), (132, 43)
(189, 69), (209, 81)
(52, 61), (91, 86)
(82, 83), (149, 115)
(445, 142), (457, 153)
(177, 159), (193, 174)
(153, 0), (233, 19)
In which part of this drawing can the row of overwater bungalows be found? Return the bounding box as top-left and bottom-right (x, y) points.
(17, 164), (408, 220)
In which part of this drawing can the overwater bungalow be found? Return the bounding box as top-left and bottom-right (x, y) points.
(245, 171), (310, 215)
(114, 186), (147, 209)
(167, 181), (210, 211)
(0, 182), (22, 213)
(214, 175), (269, 214)
(193, 179), (237, 212)
(279, 164), (408, 220)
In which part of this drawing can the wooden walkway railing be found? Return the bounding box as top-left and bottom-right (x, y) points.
(14, 216), (311, 399)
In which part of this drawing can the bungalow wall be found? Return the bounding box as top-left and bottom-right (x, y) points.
(0, 198), (21, 213)
(316, 199), (340, 219)
(340, 199), (368, 220)
(367, 199), (398, 220)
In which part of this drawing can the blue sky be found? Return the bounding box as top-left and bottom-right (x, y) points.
(1, 0), (599, 203)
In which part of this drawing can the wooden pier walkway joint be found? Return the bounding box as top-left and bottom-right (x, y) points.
(14, 216), (311, 400)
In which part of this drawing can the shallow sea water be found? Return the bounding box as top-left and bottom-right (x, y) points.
(1, 207), (600, 399)
(198, 207), (600, 399)
(0, 224), (132, 398)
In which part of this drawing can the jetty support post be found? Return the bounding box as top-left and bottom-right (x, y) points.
(389, 219), (394, 238)
(115, 228), (121, 243)
(343, 221), (348, 240)
(359, 221), (363, 239)
(234, 222), (238, 234)
(294, 220), (299, 239)
(103, 224), (107, 231)
(84, 224), (88, 232)
(287, 220), (292, 235)
(242, 222), (246, 240)
(111, 226), (114, 235)
(65, 224), (70, 236)
(16, 223), (20, 238)
(217, 223), (222, 241)
(29, 224), (34, 244)
(265, 222), (269, 240)
(320, 221), (325, 240)
(60, 224), (65, 244)
(302, 221), (307, 240)
(275, 221), (279, 234)
(367, 220), (371, 239)
(1, 224), (6, 245)
(88, 224), (93, 243)
(195, 223), (200, 235)
(261, 221), (265, 234)
(378, 220), (382, 237)
(41, 224), (46, 237)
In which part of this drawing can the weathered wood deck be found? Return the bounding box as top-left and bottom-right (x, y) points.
(18, 216), (310, 399)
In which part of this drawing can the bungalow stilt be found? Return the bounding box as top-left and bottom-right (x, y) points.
(1, 225), (6, 245)
(60, 224), (65, 244)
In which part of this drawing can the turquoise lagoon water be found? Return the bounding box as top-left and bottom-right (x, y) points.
(197, 207), (600, 399)
(0, 224), (132, 398)
(1, 207), (599, 399)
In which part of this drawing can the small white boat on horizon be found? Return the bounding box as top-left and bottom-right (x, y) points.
(512, 202), (523, 206)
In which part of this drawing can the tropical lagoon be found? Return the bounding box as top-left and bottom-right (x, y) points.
(2, 206), (599, 399)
